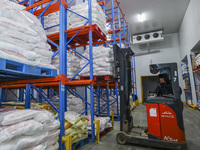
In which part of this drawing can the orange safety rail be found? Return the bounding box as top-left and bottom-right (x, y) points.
(126, 43), (130, 45)
(47, 24), (107, 47)
(34, 2), (60, 17)
(108, 28), (121, 34)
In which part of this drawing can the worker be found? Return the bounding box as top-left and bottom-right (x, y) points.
(154, 74), (173, 96)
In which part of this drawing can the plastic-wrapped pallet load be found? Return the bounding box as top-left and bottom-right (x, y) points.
(83, 115), (112, 134)
(64, 111), (88, 144)
(0, 1), (55, 69)
(51, 52), (81, 78)
(80, 46), (114, 76)
(45, 0), (107, 36)
(0, 108), (60, 150)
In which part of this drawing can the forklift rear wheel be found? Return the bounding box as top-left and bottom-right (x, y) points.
(116, 133), (127, 145)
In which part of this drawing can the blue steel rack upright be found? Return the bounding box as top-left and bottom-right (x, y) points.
(105, 0), (137, 105)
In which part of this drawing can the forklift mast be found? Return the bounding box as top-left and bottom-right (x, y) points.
(113, 44), (134, 132)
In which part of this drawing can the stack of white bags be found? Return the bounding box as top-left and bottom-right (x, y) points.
(0, 108), (60, 150)
(49, 93), (85, 114)
(0, 1), (55, 69)
(67, 94), (85, 114)
(83, 115), (112, 134)
(68, 0), (107, 35)
(195, 53), (200, 67)
(65, 111), (88, 143)
(182, 64), (187, 75)
(45, 0), (107, 36)
(51, 52), (81, 78)
(80, 46), (114, 76)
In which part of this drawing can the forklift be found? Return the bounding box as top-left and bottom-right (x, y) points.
(113, 44), (187, 150)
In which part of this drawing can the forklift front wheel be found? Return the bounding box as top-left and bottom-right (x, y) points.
(116, 133), (127, 145)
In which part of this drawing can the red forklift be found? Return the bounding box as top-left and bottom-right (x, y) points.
(113, 44), (187, 150)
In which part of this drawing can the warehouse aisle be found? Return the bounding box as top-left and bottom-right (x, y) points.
(79, 104), (200, 150)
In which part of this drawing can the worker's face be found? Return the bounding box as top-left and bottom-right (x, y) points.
(160, 78), (166, 83)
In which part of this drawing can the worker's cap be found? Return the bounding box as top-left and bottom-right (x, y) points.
(159, 73), (169, 82)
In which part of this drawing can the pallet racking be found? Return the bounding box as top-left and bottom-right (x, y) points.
(181, 57), (193, 106)
(189, 52), (199, 110)
(1, 0), (135, 149)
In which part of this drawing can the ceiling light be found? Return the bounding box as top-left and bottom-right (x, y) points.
(137, 13), (145, 22)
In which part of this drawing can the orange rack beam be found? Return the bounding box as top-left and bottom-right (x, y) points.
(47, 24), (107, 48)
(34, 2), (60, 17)
(93, 82), (119, 89)
(108, 28), (121, 34)
(70, 40), (107, 49)
(1, 79), (93, 89)
(26, 0), (53, 11)
(1, 77), (62, 85)
(193, 68), (200, 73)
(106, 19), (111, 23)
(109, 37), (126, 42)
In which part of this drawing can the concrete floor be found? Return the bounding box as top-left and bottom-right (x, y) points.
(79, 104), (200, 150)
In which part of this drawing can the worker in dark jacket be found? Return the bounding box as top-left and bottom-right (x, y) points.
(154, 74), (173, 96)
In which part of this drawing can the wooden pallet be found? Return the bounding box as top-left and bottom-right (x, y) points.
(100, 127), (112, 138)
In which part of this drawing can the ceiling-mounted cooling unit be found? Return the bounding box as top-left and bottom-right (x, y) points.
(132, 30), (164, 45)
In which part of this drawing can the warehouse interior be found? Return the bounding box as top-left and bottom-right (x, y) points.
(0, 0), (200, 150)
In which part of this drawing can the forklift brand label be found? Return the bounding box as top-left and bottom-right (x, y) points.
(161, 111), (174, 118)
(149, 108), (157, 117)
(164, 136), (178, 142)
(162, 111), (172, 115)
